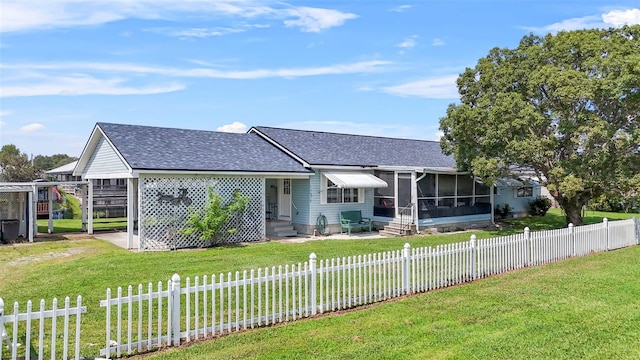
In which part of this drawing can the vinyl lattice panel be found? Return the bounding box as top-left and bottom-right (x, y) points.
(139, 176), (264, 250)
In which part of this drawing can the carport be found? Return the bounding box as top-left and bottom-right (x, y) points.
(0, 181), (93, 242)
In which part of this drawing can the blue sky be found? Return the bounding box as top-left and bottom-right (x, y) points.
(1, 1), (639, 158)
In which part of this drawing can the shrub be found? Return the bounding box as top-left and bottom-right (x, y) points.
(494, 203), (511, 219)
(529, 196), (552, 216)
(179, 187), (251, 246)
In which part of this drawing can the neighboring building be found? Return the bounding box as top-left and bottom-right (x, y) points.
(47, 160), (128, 218)
(73, 123), (539, 251)
(494, 178), (542, 217)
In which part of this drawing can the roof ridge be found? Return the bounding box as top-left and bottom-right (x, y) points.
(255, 126), (441, 144)
(98, 122), (252, 136)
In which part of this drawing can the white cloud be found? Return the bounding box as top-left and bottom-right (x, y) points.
(1, 74), (185, 97)
(284, 6), (357, 33)
(20, 123), (44, 132)
(0, 0), (356, 33)
(1, 60), (391, 97)
(146, 24), (270, 39)
(396, 38), (417, 49)
(0, 111), (12, 118)
(217, 121), (248, 133)
(525, 8), (640, 33)
(433, 130), (444, 141)
(3, 60), (390, 81)
(0, 121), (5, 127)
(602, 8), (640, 27)
(389, 5), (412, 13)
(382, 75), (459, 99)
(432, 38), (445, 46)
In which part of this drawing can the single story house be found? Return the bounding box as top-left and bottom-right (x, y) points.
(73, 123), (540, 250)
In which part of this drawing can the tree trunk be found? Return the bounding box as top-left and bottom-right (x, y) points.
(556, 196), (585, 226)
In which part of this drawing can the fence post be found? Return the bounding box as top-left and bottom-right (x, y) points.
(309, 253), (317, 316)
(524, 227), (531, 266)
(603, 218), (609, 251)
(403, 243), (411, 294)
(171, 273), (181, 346)
(634, 216), (638, 245)
(470, 235), (477, 280)
(568, 223), (575, 257)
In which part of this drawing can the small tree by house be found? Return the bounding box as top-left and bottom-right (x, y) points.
(179, 187), (251, 246)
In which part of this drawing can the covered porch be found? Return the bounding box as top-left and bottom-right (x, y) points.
(372, 169), (493, 231)
(0, 181), (93, 242)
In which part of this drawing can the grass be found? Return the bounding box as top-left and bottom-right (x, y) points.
(36, 217), (128, 233)
(2, 209), (638, 358)
(146, 246), (640, 360)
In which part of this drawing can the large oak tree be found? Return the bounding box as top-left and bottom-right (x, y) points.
(440, 25), (640, 225)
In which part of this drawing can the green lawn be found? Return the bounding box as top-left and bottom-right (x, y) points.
(36, 217), (128, 233)
(147, 246), (640, 360)
(2, 209), (637, 359)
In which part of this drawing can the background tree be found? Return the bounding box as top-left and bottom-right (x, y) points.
(440, 25), (640, 225)
(0, 144), (42, 181)
(33, 154), (78, 172)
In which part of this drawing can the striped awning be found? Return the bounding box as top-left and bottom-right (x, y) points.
(324, 172), (388, 188)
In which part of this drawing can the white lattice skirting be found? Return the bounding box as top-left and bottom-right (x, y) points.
(139, 175), (264, 251)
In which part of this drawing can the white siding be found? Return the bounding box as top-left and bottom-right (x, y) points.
(84, 137), (130, 179)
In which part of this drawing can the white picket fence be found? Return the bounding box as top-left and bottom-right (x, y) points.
(100, 217), (639, 358)
(0, 296), (86, 360)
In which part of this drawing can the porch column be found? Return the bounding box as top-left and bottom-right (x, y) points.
(47, 186), (54, 234)
(88, 181), (94, 235)
(127, 178), (135, 249)
(262, 178), (267, 239)
(411, 172), (418, 232)
(28, 190), (34, 242)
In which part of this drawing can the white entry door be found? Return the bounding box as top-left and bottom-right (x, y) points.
(278, 178), (292, 220)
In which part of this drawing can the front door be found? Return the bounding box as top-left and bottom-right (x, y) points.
(278, 178), (292, 220)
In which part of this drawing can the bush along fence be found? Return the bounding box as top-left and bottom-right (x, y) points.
(1, 218), (638, 359)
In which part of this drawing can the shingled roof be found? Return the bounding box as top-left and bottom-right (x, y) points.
(96, 123), (311, 173)
(251, 126), (457, 169)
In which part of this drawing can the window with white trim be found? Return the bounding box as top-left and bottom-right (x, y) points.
(323, 178), (362, 204)
(515, 186), (533, 197)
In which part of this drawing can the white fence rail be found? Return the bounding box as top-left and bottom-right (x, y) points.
(0, 296), (86, 360)
(100, 217), (639, 358)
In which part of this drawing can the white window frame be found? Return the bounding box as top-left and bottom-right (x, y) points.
(321, 175), (364, 204)
(515, 186), (533, 198)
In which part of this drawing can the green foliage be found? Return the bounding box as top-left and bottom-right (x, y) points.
(440, 25), (640, 226)
(179, 187), (251, 246)
(494, 203), (511, 219)
(529, 196), (552, 216)
(589, 173), (640, 213)
(32, 154), (78, 172)
(0, 144), (42, 181)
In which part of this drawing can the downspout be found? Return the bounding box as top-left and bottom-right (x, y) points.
(490, 184), (495, 225)
(414, 170), (429, 233)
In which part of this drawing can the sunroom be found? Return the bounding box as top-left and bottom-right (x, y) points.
(372, 169), (493, 229)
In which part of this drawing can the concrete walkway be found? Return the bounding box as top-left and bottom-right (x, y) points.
(94, 231), (139, 250)
(94, 230), (382, 250)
